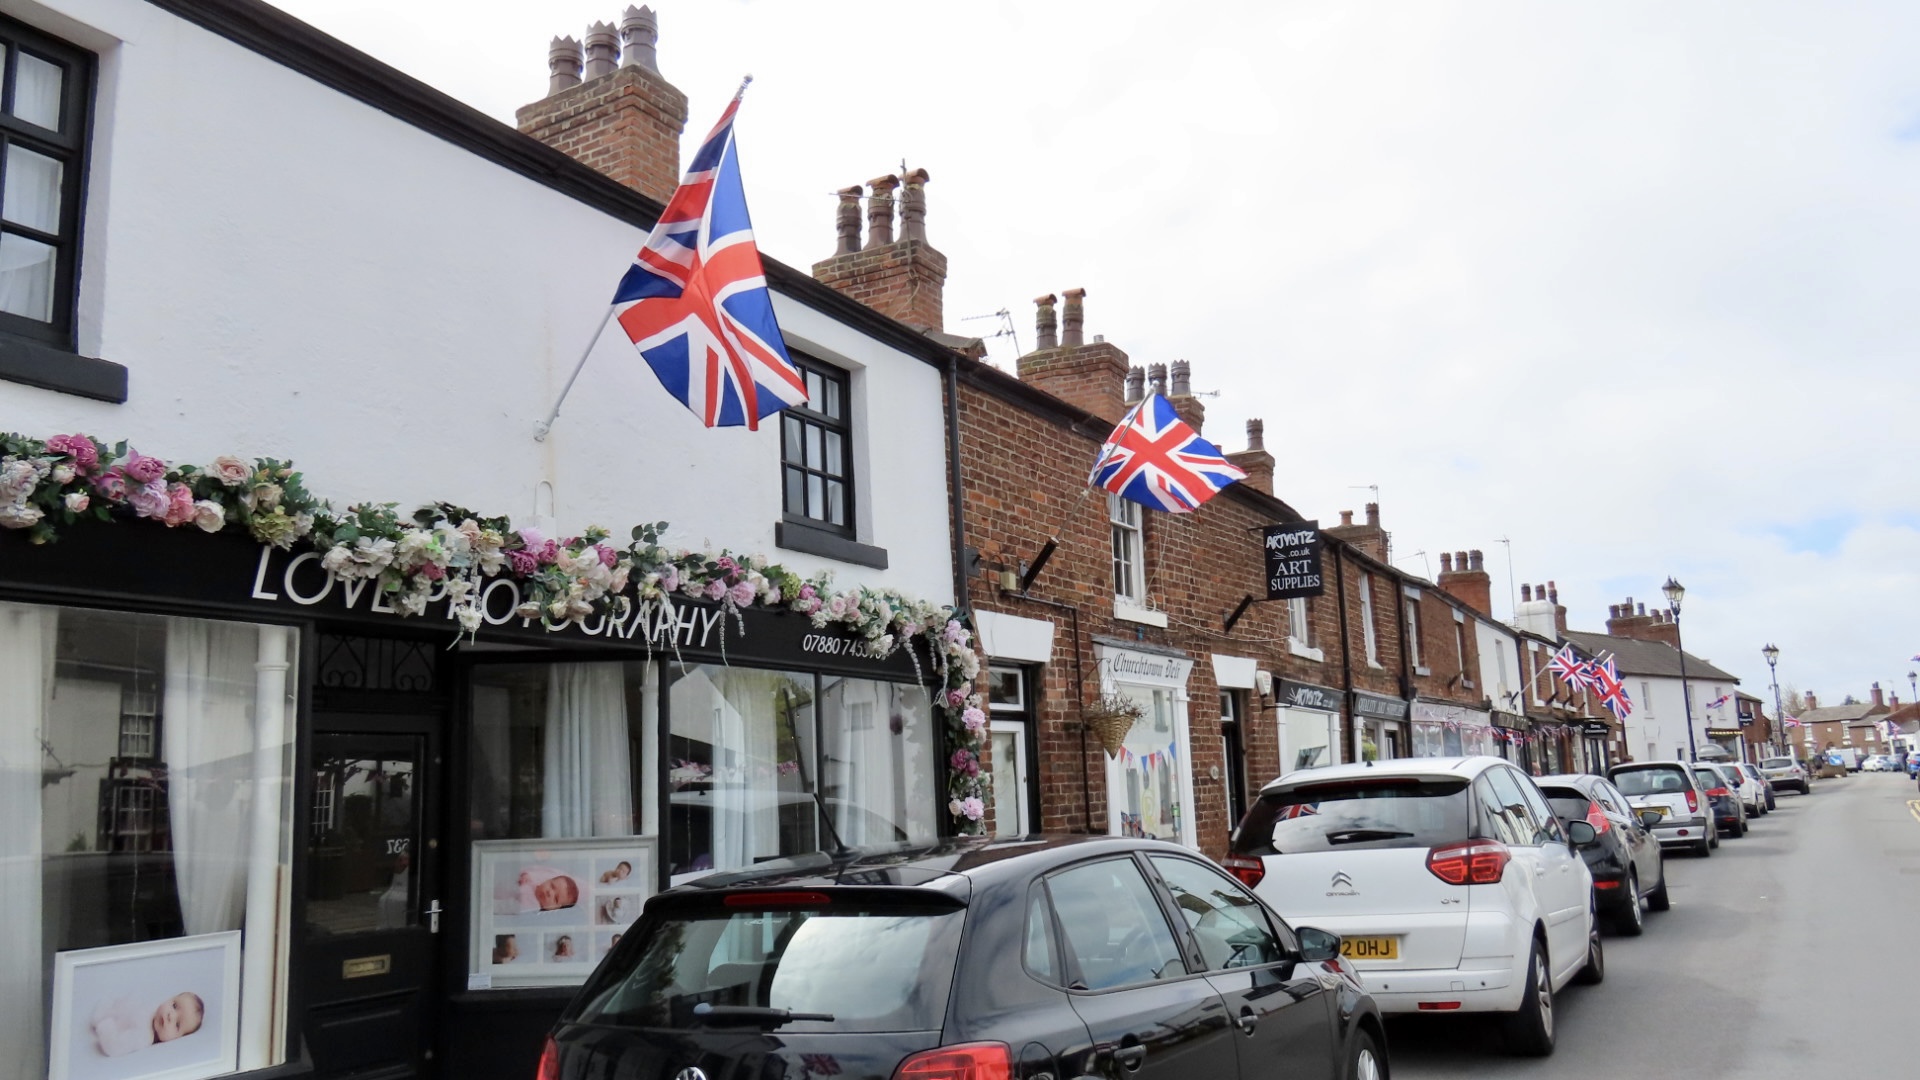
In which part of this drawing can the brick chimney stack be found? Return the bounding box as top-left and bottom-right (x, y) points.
(1871, 683), (1885, 709)
(1327, 502), (1390, 563)
(1606, 597), (1679, 647)
(1015, 288), (1130, 421)
(1437, 546), (1492, 614)
(517, 7), (689, 204)
(1549, 581), (1566, 633)
(812, 168), (948, 331)
(1806, 691), (1818, 710)
(1227, 419), (1274, 494)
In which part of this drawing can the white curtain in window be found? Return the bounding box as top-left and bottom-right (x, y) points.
(0, 603), (54, 1080)
(163, 618), (260, 935)
(541, 663), (633, 838)
(715, 671), (794, 868)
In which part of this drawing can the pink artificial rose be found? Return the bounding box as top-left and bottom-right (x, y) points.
(507, 550), (539, 576)
(123, 451), (167, 485)
(944, 688), (969, 709)
(192, 499), (224, 532)
(45, 434), (98, 473)
(716, 555), (738, 573)
(162, 483), (197, 527)
(211, 455), (252, 487)
(65, 492), (90, 513)
(597, 544), (618, 569)
(728, 580), (756, 607)
(659, 565), (680, 592)
(682, 580), (707, 599)
(763, 586), (782, 606)
(799, 584), (818, 601)
(418, 561), (446, 581)
(961, 797), (985, 821)
(962, 707), (987, 733)
(704, 579), (728, 601)
(127, 479), (170, 519)
(517, 527), (546, 548)
(535, 539), (559, 565)
(94, 468), (129, 502)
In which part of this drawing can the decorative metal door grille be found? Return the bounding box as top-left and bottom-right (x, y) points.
(317, 634), (438, 693)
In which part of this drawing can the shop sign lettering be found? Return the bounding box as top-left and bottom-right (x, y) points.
(1263, 522), (1324, 600)
(1277, 679), (1341, 713)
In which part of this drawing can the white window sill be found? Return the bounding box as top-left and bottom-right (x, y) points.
(1114, 601), (1168, 628)
(1413, 665), (1432, 677)
(1288, 639), (1325, 662)
(1366, 659), (1383, 670)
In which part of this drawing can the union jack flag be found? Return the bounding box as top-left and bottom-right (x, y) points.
(1090, 393), (1246, 512)
(1547, 644), (1589, 689)
(1781, 714), (1801, 729)
(1589, 657), (1632, 718)
(612, 83), (805, 430)
(1705, 693), (1732, 710)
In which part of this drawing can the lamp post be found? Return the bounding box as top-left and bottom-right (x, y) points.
(1664, 577), (1697, 761)
(1763, 643), (1783, 758)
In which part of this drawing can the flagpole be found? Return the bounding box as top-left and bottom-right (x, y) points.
(533, 304), (617, 442)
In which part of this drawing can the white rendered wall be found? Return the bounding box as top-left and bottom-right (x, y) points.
(1474, 619), (1522, 710)
(0, 0), (954, 604)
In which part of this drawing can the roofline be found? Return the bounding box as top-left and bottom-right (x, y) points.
(144, 0), (970, 375)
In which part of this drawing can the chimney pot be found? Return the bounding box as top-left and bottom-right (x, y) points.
(1124, 366), (1144, 403)
(1636, 602), (1646, 616)
(1147, 362), (1167, 396)
(832, 186), (863, 255)
(1440, 552), (1455, 574)
(1523, 584), (1534, 602)
(1340, 509), (1354, 527)
(1454, 550), (1469, 570)
(1365, 502), (1379, 527)
(1549, 585), (1559, 604)
(899, 167), (930, 243)
(1468, 549), (1484, 571)
(1608, 605), (1619, 619)
(1034, 294), (1058, 351)
(1170, 360), (1192, 397)
(1061, 288), (1087, 347)
(619, 5), (659, 71)
(864, 174), (899, 249)
(1246, 418), (1265, 452)
(546, 35), (584, 95)
(583, 21), (620, 80)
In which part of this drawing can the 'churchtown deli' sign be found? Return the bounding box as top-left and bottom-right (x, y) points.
(1263, 522), (1324, 600)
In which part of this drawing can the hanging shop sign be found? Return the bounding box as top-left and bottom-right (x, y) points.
(1096, 640), (1194, 690)
(1353, 691), (1410, 722)
(1737, 700), (1755, 727)
(1582, 721), (1612, 736)
(1276, 678), (1341, 713)
(1262, 522), (1324, 600)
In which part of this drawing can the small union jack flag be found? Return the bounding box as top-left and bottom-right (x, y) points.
(1547, 644), (1589, 689)
(1781, 714), (1801, 729)
(1589, 657), (1632, 718)
(1090, 392), (1246, 512)
(612, 82), (806, 430)
(1705, 693), (1732, 710)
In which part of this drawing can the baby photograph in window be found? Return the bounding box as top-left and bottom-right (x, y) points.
(490, 857), (589, 926)
(50, 931), (241, 1080)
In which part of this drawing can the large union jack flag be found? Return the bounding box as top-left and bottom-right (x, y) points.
(1090, 393), (1246, 512)
(1589, 656), (1632, 718)
(612, 85), (805, 429)
(1547, 644), (1589, 689)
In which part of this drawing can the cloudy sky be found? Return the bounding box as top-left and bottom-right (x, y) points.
(272, 0), (1920, 705)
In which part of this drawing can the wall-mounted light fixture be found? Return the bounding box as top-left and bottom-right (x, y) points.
(1254, 669), (1273, 707)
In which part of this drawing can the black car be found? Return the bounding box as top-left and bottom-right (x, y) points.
(1692, 766), (1747, 838)
(1537, 773), (1670, 935)
(541, 835), (1387, 1080)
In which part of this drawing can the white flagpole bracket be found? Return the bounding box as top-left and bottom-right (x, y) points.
(534, 305), (618, 442)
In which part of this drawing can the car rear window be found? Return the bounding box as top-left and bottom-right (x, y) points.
(1694, 770), (1726, 790)
(1761, 757), (1794, 769)
(1610, 766), (1689, 797)
(1232, 777), (1470, 855)
(1540, 788), (1592, 822)
(572, 896), (963, 1033)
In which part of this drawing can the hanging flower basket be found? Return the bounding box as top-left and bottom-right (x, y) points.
(1085, 693), (1146, 758)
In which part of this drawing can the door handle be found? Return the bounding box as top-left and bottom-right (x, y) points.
(424, 900), (442, 934)
(1112, 1044), (1147, 1069)
(1236, 1010), (1258, 1035)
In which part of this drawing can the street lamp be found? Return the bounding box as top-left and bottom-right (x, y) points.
(1763, 643), (1783, 758)
(1664, 577), (1697, 762)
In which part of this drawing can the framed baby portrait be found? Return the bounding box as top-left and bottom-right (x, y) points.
(469, 836), (656, 989)
(47, 931), (243, 1080)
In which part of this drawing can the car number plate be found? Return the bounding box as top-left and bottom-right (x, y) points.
(1338, 936), (1398, 960)
(1643, 805), (1670, 817)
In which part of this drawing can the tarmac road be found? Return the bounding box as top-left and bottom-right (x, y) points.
(1384, 771), (1920, 1079)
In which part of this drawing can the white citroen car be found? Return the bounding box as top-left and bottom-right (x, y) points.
(1224, 756), (1599, 1056)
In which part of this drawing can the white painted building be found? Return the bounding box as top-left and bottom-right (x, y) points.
(0, 3), (969, 1079)
(1563, 631), (1742, 763)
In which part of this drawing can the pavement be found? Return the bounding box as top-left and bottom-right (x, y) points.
(1385, 772), (1920, 1079)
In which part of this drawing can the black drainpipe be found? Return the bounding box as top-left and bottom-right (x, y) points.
(945, 354), (970, 612)
(1333, 542), (1354, 758)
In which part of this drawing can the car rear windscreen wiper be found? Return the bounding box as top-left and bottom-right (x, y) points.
(690, 1003), (835, 1027)
(1324, 828), (1415, 844)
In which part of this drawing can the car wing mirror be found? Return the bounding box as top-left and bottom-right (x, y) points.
(1638, 810), (1663, 829)
(1296, 926), (1341, 963)
(1565, 820), (1598, 847)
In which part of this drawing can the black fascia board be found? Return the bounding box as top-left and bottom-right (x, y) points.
(140, 0), (968, 375)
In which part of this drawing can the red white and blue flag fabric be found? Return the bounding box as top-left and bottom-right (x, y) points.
(1547, 644), (1589, 689)
(1090, 393), (1246, 512)
(1781, 714), (1801, 729)
(1589, 657), (1632, 718)
(612, 85), (806, 430)
(1705, 693), (1732, 710)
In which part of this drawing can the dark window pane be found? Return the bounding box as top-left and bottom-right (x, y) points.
(826, 481), (844, 526)
(823, 431), (844, 477)
(784, 467), (805, 515)
(783, 416), (804, 464)
(823, 377), (842, 418)
(806, 370), (823, 405)
(1048, 859), (1186, 989)
(805, 424), (823, 470)
(806, 474), (823, 520)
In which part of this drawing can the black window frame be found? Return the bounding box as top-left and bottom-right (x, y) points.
(0, 15), (119, 400)
(780, 354), (855, 538)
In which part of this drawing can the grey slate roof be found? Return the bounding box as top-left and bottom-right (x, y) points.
(1795, 703), (1883, 726)
(1561, 631), (1740, 683)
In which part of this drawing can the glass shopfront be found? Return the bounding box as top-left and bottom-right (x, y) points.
(1098, 645), (1195, 849)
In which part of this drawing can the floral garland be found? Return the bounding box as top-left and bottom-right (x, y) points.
(2, 431), (990, 829)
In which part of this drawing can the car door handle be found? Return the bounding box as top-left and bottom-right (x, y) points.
(1236, 1009), (1258, 1035)
(1113, 1044), (1148, 1069)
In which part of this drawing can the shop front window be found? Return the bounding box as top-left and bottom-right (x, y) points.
(1285, 708), (1337, 772)
(1, 602), (298, 1077)
(1111, 684), (1186, 844)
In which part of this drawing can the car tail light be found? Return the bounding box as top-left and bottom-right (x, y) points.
(1706, 786), (1731, 798)
(1585, 802), (1612, 835)
(893, 1042), (1012, 1080)
(1426, 840), (1509, 885)
(723, 890), (831, 909)
(1684, 789), (1699, 813)
(536, 1036), (559, 1080)
(1417, 1002), (1462, 1011)
(1222, 854), (1265, 889)
(1593, 878), (1623, 890)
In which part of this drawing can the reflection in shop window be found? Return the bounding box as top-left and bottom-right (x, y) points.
(0, 602), (298, 1077)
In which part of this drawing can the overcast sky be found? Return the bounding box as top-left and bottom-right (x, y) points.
(271, 0), (1920, 706)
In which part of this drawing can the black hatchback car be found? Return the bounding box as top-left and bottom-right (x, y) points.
(1537, 773), (1670, 936)
(541, 836), (1387, 1080)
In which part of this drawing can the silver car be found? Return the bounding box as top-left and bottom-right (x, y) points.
(1607, 761), (1717, 857)
(1758, 754), (1810, 795)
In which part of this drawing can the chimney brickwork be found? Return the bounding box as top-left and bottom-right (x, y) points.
(1604, 597), (1680, 648)
(812, 167), (948, 331)
(1015, 288), (1130, 422)
(517, 6), (688, 204)
(1226, 419), (1274, 495)
(1437, 547), (1492, 614)
(1326, 502), (1390, 563)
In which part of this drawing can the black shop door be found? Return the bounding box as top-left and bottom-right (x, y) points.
(303, 719), (445, 1078)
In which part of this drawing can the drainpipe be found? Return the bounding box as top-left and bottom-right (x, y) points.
(1333, 542), (1355, 760)
(1009, 591), (1094, 832)
(945, 354), (970, 612)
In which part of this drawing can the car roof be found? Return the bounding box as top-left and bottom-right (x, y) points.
(1535, 773), (1609, 795)
(1608, 760), (1693, 772)
(654, 833), (1192, 898)
(1255, 755), (1505, 795)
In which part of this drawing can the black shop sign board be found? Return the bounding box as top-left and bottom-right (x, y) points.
(1263, 522), (1324, 600)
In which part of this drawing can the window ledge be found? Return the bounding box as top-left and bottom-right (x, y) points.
(774, 519), (888, 569)
(1113, 601), (1167, 628)
(1366, 659), (1385, 670)
(1288, 639), (1325, 662)
(1413, 665), (1432, 677)
(0, 338), (127, 403)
